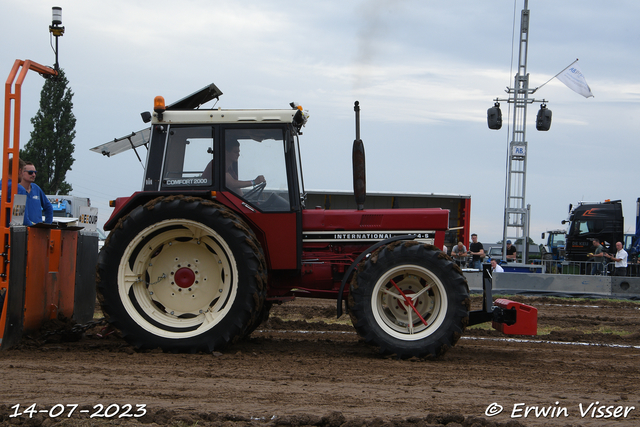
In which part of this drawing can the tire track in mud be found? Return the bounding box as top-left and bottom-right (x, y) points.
(1, 296), (639, 427)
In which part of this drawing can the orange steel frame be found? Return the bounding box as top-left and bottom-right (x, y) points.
(0, 60), (57, 336)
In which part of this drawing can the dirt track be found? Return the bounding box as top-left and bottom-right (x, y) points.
(1, 295), (639, 427)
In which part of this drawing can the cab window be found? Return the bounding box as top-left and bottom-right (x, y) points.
(224, 128), (290, 212)
(573, 220), (605, 236)
(550, 233), (565, 246)
(161, 126), (214, 188)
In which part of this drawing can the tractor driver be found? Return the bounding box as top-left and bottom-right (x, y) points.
(225, 140), (265, 196)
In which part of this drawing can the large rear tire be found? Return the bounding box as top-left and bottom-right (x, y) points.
(348, 242), (469, 359)
(96, 196), (266, 352)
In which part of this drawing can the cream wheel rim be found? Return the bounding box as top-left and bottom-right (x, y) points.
(371, 264), (448, 341)
(117, 219), (237, 339)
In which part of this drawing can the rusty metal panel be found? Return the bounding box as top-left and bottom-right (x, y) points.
(23, 227), (50, 332)
(73, 232), (97, 324)
(57, 230), (78, 319)
(23, 228), (78, 332)
(0, 227), (28, 350)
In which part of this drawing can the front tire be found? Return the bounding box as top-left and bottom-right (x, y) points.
(348, 242), (469, 359)
(96, 196), (266, 352)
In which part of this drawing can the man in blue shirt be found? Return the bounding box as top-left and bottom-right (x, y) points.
(0, 158), (31, 225)
(21, 162), (53, 225)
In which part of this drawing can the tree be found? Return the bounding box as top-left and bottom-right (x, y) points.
(20, 69), (76, 195)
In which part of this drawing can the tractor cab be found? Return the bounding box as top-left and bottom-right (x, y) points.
(92, 84), (307, 217)
(144, 124), (297, 213)
(92, 84), (309, 271)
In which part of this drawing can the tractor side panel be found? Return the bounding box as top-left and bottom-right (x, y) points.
(267, 207), (452, 299)
(250, 213), (298, 270)
(218, 192), (299, 270)
(302, 208), (449, 234)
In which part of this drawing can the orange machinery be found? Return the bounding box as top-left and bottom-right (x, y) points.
(0, 60), (96, 349)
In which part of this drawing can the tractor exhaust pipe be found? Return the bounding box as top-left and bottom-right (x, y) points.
(352, 101), (366, 211)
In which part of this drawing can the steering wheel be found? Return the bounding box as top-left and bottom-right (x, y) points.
(244, 180), (266, 201)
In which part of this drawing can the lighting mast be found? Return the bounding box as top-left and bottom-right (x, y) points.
(487, 0), (552, 263)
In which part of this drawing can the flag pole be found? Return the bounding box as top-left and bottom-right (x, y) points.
(533, 58), (579, 92)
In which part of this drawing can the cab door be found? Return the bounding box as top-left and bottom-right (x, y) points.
(219, 125), (300, 271)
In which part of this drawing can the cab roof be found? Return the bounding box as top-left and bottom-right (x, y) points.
(90, 83), (306, 157)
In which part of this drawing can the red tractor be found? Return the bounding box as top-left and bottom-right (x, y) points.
(93, 84), (536, 358)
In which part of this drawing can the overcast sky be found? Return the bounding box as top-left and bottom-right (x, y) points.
(3, 0), (639, 244)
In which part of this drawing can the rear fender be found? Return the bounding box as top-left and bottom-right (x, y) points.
(104, 191), (213, 231)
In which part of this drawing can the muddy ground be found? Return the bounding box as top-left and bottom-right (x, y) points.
(1, 295), (639, 427)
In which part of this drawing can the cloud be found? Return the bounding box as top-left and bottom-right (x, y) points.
(3, 0), (640, 244)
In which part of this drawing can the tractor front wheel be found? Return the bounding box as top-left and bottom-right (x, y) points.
(348, 242), (469, 359)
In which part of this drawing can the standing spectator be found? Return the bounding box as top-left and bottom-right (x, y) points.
(588, 238), (606, 275)
(469, 233), (485, 270)
(15, 159), (32, 226)
(451, 242), (468, 266)
(21, 162), (53, 225)
(605, 241), (627, 276)
(505, 240), (517, 262)
(490, 259), (504, 273)
(1, 158), (28, 201)
(0, 158), (31, 225)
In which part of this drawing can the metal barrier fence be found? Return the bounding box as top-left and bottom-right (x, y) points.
(452, 255), (640, 277)
(539, 260), (640, 277)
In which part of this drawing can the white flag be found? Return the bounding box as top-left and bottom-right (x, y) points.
(556, 62), (594, 98)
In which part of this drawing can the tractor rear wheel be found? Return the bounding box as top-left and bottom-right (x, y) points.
(96, 196), (266, 352)
(348, 242), (469, 359)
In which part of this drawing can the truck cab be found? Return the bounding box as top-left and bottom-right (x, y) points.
(564, 200), (623, 261)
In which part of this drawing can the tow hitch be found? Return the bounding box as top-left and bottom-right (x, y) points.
(468, 265), (538, 335)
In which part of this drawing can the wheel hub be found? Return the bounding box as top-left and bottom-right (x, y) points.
(382, 275), (434, 328)
(146, 239), (224, 316)
(174, 267), (195, 289)
(399, 289), (416, 309)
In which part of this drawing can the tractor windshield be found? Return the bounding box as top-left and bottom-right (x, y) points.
(549, 232), (565, 247)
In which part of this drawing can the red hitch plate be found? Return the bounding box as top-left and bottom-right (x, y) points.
(491, 298), (538, 336)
